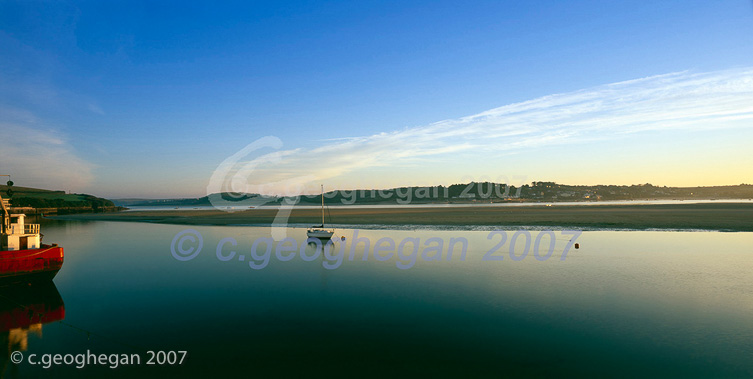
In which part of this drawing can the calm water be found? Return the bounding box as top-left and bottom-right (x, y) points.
(5, 218), (753, 377)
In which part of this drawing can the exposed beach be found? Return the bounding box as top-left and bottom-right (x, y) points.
(51, 202), (753, 231)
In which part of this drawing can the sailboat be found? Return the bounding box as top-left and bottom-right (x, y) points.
(306, 185), (334, 239)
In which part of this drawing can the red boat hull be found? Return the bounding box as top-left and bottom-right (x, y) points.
(0, 245), (64, 285)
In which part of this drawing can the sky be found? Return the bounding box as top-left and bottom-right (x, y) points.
(1, 0), (752, 198)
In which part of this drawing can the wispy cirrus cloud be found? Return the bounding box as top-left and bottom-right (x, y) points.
(0, 32), (98, 192)
(220, 68), (753, 195)
(0, 107), (95, 191)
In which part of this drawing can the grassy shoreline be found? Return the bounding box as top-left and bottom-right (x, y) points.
(48, 203), (753, 231)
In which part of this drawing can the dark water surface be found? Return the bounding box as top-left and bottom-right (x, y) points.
(5, 218), (753, 377)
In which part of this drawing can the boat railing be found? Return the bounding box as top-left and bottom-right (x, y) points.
(24, 224), (40, 235)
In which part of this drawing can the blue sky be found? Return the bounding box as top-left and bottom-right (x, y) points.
(1, 0), (752, 197)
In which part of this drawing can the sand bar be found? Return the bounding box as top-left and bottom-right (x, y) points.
(48, 203), (753, 231)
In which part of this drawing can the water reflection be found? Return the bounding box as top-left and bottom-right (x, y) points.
(0, 282), (65, 376)
(304, 239), (338, 294)
(29, 219), (753, 376)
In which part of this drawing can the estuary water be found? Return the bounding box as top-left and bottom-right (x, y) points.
(5, 218), (753, 377)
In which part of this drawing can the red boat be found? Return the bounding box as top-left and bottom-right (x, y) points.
(0, 190), (64, 284)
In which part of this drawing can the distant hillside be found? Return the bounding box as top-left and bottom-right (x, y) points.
(110, 198), (173, 207)
(0, 185), (118, 213)
(124, 182), (753, 207)
(121, 193), (270, 207)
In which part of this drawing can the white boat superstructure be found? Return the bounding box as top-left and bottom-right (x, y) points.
(307, 185), (334, 239)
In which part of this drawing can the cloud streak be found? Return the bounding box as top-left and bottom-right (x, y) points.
(222, 68), (753, 195)
(0, 32), (98, 192)
(0, 108), (95, 191)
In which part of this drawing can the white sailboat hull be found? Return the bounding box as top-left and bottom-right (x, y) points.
(306, 229), (334, 239)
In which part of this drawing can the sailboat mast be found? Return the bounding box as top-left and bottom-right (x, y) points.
(321, 184), (325, 226)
